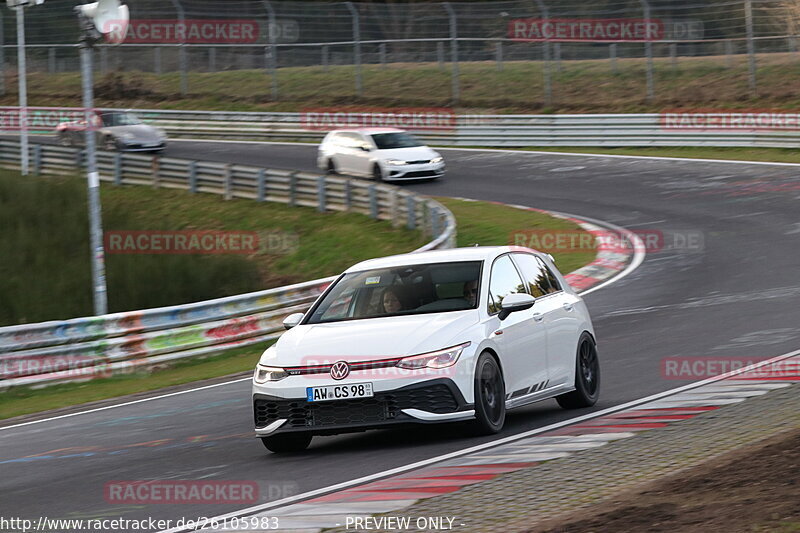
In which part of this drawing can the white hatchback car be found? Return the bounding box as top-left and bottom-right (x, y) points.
(317, 128), (445, 182)
(253, 246), (599, 453)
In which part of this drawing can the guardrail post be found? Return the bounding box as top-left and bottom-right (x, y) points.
(224, 164), (233, 200)
(288, 172), (297, 206)
(495, 41), (503, 71)
(368, 184), (378, 219)
(189, 160), (197, 193)
(744, 0), (757, 96)
(152, 156), (161, 188)
(75, 149), (85, 169)
(344, 179), (352, 211)
(257, 169), (266, 202)
(390, 190), (400, 227)
(406, 196), (415, 230)
(114, 152), (122, 185)
(431, 205), (440, 237)
(443, 3), (460, 104)
(32, 144), (42, 175)
(609, 44), (618, 74)
(345, 2), (363, 97)
(317, 176), (326, 212)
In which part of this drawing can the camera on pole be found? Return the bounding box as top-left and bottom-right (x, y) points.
(74, 0), (129, 47)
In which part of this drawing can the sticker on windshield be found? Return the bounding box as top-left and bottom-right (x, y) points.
(365, 276), (381, 285)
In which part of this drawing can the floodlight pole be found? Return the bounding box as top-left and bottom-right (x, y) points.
(15, 4), (28, 175)
(79, 33), (108, 316)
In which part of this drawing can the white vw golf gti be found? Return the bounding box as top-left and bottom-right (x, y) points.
(253, 246), (599, 452)
(317, 128), (445, 182)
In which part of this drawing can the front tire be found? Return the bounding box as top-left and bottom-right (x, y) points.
(326, 159), (338, 175)
(260, 433), (313, 453)
(372, 164), (384, 182)
(556, 334), (600, 409)
(471, 352), (506, 435)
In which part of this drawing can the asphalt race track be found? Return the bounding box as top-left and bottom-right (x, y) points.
(2, 140), (800, 526)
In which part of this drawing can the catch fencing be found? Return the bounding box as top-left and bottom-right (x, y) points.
(0, 0), (798, 102)
(0, 139), (457, 389)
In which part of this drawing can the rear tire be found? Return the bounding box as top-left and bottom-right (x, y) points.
(104, 136), (118, 152)
(326, 159), (338, 175)
(471, 352), (506, 435)
(58, 132), (72, 147)
(556, 334), (600, 409)
(260, 433), (313, 453)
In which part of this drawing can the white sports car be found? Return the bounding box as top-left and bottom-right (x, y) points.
(253, 246), (599, 452)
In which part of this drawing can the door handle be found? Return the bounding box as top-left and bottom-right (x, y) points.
(532, 313), (544, 322)
(563, 303), (574, 312)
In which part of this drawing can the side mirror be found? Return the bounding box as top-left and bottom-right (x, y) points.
(282, 312), (304, 330)
(498, 293), (536, 321)
(360, 144), (372, 152)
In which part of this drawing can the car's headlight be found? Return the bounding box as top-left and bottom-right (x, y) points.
(253, 365), (289, 383)
(430, 156), (444, 164)
(396, 342), (470, 370)
(384, 159), (407, 166)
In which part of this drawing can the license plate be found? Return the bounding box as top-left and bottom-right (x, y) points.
(306, 382), (374, 402)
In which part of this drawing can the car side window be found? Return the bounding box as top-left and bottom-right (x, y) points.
(538, 257), (562, 293)
(511, 253), (550, 297)
(488, 255), (526, 314)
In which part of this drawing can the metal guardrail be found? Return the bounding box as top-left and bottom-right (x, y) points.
(0, 140), (457, 390)
(130, 109), (800, 148)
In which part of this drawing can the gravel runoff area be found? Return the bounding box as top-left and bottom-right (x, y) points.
(290, 354), (800, 533)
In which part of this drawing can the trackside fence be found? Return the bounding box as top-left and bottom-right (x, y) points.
(0, 140), (456, 390)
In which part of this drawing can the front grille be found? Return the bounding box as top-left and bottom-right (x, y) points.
(402, 170), (440, 178)
(406, 159), (431, 165)
(254, 383), (459, 429)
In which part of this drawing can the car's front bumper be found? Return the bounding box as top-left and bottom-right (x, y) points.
(253, 378), (474, 437)
(383, 162), (445, 181)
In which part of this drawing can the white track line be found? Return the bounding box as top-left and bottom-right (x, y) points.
(162, 348), (800, 532)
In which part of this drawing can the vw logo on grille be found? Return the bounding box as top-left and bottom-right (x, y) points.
(330, 361), (350, 380)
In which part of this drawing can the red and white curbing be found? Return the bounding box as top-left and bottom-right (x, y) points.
(198, 352), (800, 532)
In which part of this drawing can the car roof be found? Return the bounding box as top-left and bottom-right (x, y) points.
(345, 246), (541, 273)
(329, 128), (405, 135)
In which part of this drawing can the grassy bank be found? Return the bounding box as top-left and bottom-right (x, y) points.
(0, 169), (426, 325)
(6, 52), (800, 114)
(0, 197), (596, 421)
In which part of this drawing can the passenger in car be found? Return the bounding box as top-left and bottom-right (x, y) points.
(463, 280), (479, 307)
(381, 287), (405, 314)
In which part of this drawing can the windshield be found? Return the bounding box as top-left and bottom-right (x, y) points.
(100, 112), (142, 127)
(370, 132), (423, 150)
(306, 261), (482, 324)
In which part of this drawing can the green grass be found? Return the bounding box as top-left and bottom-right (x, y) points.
(8, 52), (800, 114)
(437, 197), (596, 275)
(0, 169), (426, 325)
(0, 196), (597, 421)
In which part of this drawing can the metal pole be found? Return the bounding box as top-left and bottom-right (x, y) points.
(16, 5), (28, 176)
(725, 39), (734, 68)
(496, 41), (503, 71)
(379, 42), (387, 69)
(345, 2), (362, 97)
(610, 43), (618, 74)
(0, 12), (6, 97)
(443, 2), (459, 104)
(80, 44), (108, 316)
(437, 41), (444, 70)
(670, 42), (677, 70)
(744, 0), (757, 95)
(534, 0), (552, 106)
(169, 0), (187, 96)
(263, 1), (278, 100)
(641, 0), (654, 101)
(554, 42), (562, 73)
